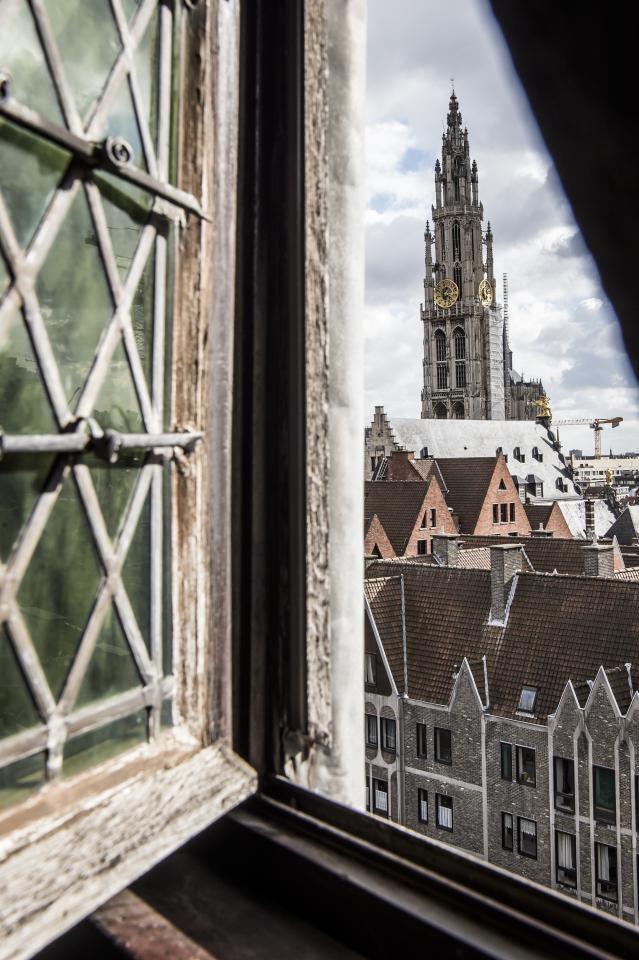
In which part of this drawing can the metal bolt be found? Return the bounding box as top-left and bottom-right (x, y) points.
(105, 136), (135, 167)
(0, 70), (12, 103)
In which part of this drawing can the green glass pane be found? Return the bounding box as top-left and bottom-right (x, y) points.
(88, 449), (145, 541)
(122, 488), (151, 652)
(0, 454), (54, 562)
(94, 339), (143, 433)
(120, 0), (143, 24)
(131, 248), (155, 392)
(160, 699), (173, 727)
(0, 302), (56, 434)
(0, 252), (9, 299)
(0, 0), (62, 121)
(63, 710), (147, 779)
(37, 185), (113, 407)
(0, 625), (42, 738)
(134, 10), (159, 155)
(0, 752), (45, 809)
(163, 225), (175, 430)
(0, 120), (70, 249)
(18, 473), (102, 700)
(97, 75), (147, 171)
(45, 0), (121, 122)
(162, 461), (171, 675)
(76, 603), (142, 707)
(95, 171), (150, 283)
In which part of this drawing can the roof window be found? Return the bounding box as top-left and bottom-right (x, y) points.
(517, 686), (538, 714)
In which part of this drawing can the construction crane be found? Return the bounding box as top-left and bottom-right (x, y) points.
(552, 417), (623, 459)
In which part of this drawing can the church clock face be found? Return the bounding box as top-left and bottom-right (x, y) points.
(478, 278), (493, 306)
(434, 278), (458, 309)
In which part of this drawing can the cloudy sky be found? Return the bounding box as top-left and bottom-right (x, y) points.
(364, 0), (639, 456)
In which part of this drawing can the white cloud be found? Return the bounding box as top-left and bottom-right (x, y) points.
(364, 0), (639, 455)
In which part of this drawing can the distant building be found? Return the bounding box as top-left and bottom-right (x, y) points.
(420, 92), (543, 421)
(365, 546), (639, 923)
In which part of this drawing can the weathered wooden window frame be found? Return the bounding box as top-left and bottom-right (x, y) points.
(0, 4), (257, 957)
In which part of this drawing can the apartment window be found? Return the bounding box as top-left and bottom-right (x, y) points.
(517, 686), (537, 714)
(421, 512), (427, 529)
(373, 779), (389, 817)
(418, 788), (429, 823)
(417, 540), (427, 555)
(380, 717), (397, 754)
(500, 741), (513, 780)
(595, 843), (618, 901)
(416, 723), (428, 758)
(517, 817), (537, 858)
(365, 714), (378, 748)
(492, 504), (499, 524)
(365, 652), (377, 686)
(430, 508), (437, 527)
(500, 502), (508, 523)
(509, 502), (516, 522)
(593, 766), (616, 824)
(556, 831), (577, 887)
(436, 794), (453, 831)
(516, 746), (536, 786)
(502, 812), (514, 850)
(554, 757), (575, 812)
(434, 727), (452, 764)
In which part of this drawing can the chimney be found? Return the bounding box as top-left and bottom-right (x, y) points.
(432, 533), (459, 567)
(385, 449), (415, 480)
(583, 543), (614, 578)
(490, 544), (523, 623)
(531, 525), (553, 538)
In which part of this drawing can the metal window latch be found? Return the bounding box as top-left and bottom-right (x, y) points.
(0, 424), (203, 462)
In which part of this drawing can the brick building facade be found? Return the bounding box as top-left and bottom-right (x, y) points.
(365, 550), (639, 922)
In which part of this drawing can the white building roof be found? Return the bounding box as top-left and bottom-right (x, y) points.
(389, 417), (580, 501)
(556, 499), (616, 539)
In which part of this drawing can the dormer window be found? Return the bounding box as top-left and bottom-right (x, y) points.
(532, 446), (543, 462)
(420, 446), (429, 459)
(365, 653), (377, 686)
(517, 686), (538, 714)
(513, 447), (525, 463)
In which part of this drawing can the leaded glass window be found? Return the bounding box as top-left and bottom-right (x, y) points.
(0, 0), (197, 806)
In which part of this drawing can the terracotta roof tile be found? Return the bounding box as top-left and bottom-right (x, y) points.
(364, 481), (430, 555)
(435, 457), (497, 533)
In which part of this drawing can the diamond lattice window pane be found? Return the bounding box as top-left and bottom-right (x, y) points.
(63, 710), (147, 779)
(121, 487), (151, 651)
(18, 473), (103, 700)
(45, 0), (121, 123)
(0, 121), (70, 249)
(135, 11), (160, 157)
(0, 252), (9, 299)
(0, 454), (55, 562)
(87, 450), (146, 541)
(97, 75), (148, 171)
(0, 624), (42, 737)
(36, 185), (113, 407)
(0, 0), (63, 122)
(120, 0), (143, 25)
(0, 303), (57, 434)
(94, 338), (144, 433)
(96, 172), (151, 283)
(0, 751), (45, 809)
(131, 250), (155, 392)
(76, 602), (143, 708)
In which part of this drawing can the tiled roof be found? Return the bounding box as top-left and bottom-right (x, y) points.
(605, 506), (639, 545)
(524, 503), (553, 530)
(364, 481), (429, 555)
(365, 559), (639, 720)
(435, 457), (497, 534)
(457, 534), (591, 575)
(615, 568), (639, 581)
(388, 416), (579, 500)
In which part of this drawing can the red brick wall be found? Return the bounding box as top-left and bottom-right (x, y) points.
(364, 514), (396, 558)
(472, 456), (532, 537)
(545, 502), (574, 539)
(404, 476), (458, 556)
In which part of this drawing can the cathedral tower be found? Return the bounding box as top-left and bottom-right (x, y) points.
(421, 92), (505, 420)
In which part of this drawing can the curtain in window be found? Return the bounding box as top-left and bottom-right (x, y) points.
(597, 843), (610, 881)
(375, 786), (388, 812)
(438, 799), (453, 828)
(557, 832), (574, 869)
(419, 796), (428, 822)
